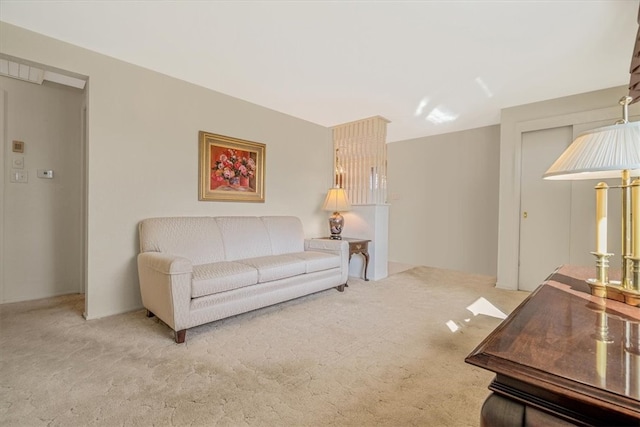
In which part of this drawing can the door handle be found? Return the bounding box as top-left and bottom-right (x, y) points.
(523, 211), (528, 219)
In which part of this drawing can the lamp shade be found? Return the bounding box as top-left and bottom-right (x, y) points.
(543, 121), (640, 180)
(322, 188), (351, 212)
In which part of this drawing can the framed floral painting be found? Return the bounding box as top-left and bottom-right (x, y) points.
(198, 131), (266, 202)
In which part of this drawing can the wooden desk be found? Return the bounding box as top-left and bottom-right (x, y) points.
(466, 265), (640, 426)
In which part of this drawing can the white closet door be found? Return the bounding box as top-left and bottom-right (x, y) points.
(518, 126), (572, 291)
(569, 117), (640, 278)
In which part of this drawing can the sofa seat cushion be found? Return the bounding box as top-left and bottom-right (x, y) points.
(238, 255), (306, 283)
(192, 262), (258, 298)
(292, 251), (341, 273)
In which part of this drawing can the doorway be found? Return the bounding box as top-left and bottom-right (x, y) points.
(518, 126), (572, 291)
(1, 75), (86, 305)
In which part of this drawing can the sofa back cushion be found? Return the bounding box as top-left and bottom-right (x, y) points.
(215, 217), (273, 261)
(261, 216), (305, 255)
(139, 217), (225, 265)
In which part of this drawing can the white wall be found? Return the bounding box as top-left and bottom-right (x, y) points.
(387, 125), (500, 276)
(1, 76), (84, 302)
(343, 204), (389, 281)
(0, 22), (334, 318)
(497, 86), (640, 290)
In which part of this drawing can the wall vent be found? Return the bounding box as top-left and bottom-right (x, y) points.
(0, 58), (44, 84)
(0, 58), (86, 89)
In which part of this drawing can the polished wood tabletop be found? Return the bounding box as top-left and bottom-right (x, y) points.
(466, 265), (640, 425)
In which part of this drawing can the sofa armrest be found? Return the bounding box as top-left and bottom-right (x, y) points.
(137, 252), (193, 331)
(138, 252), (193, 275)
(304, 238), (347, 253)
(304, 239), (349, 283)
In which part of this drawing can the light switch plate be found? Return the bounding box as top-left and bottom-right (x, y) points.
(10, 169), (28, 183)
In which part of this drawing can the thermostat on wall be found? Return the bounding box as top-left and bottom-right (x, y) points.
(37, 169), (54, 179)
(12, 140), (24, 153)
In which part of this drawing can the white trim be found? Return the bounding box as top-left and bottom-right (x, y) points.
(0, 89), (5, 302)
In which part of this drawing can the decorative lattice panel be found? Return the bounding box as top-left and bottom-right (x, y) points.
(332, 116), (389, 205)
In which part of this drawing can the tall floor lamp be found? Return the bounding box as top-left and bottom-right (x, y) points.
(543, 96), (640, 306)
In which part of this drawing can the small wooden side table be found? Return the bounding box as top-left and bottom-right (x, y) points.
(316, 237), (371, 281)
(343, 237), (371, 281)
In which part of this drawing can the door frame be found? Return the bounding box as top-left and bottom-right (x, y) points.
(81, 94), (89, 318)
(0, 89), (5, 302)
(0, 77), (88, 308)
(497, 97), (638, 291)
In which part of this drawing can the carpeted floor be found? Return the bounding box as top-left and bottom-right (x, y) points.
(0, 266), (528, 426)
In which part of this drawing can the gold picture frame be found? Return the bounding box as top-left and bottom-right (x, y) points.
(198, 131), (266, 202)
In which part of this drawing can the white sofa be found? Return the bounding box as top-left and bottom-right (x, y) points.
(137, 216), (349, 343)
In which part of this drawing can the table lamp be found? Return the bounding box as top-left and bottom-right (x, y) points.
(322, 187), (351, 240)
(543, 96), (640, 306)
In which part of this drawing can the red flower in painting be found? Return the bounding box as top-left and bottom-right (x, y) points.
(212, 149), (256, 184)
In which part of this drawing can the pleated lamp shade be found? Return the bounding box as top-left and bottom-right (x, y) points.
(543, 121), (640, 180)
(322, 188), (351, 212)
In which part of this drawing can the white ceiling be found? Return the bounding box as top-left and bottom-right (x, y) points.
(1, 1), (638, 142)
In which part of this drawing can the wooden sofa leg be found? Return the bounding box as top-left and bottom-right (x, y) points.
(146, 310), (155, 318)
(175, 329), (187, 344)
(336, 284), (346, 292)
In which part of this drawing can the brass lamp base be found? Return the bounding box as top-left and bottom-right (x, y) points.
(587, 255), (640, 307)
(587, 280), (640, 307)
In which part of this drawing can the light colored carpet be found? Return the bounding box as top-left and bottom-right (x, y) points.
(0, 266), (528, 426)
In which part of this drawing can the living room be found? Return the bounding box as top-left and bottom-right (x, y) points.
(1, 1), (639, 425)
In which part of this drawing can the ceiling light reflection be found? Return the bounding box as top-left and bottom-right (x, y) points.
(475, 77), (493, 98)
(426, 106), (458, 124)
(414, 97), (429, 116)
